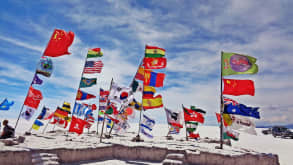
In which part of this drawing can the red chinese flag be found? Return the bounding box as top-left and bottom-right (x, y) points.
(143, 57), (167, 69)
(183, 106), (204, 123)
(223, 79), (255, 96)
(24, 86), (43, 109)
(69, 116), (87, 135)
(43, 29), (75, 57)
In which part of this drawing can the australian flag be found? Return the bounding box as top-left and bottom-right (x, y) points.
(224, 103), (260, 119)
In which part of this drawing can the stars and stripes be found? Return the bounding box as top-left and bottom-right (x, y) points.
(83, 60), (104, 74)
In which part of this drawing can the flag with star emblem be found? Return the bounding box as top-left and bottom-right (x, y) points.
(182, 105), (204, 123)
(224, 102), (260, 119)
(145, 45), (165, 58)
(222, 79), (255, 96)
(143, 57), (167, 69)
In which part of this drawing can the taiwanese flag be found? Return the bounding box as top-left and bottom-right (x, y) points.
(183, 106), (204, 123)
(143, 57), (167, 69)
(69, 116), (87, 135)
(24, 86), (43, 109)
(76, 89), (96, 100)
(43, 29), (75, 57)
(223, 79), (255, 96)
(144, 70), (165, 87)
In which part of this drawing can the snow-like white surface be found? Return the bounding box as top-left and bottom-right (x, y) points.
(0, 118), (292, 165)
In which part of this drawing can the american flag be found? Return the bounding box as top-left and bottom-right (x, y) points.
(83, 60), (104, 74)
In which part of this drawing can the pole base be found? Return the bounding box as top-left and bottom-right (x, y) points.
(131, 135), (144, 142)
(24, 132), (31, 136)
(166, 135), (174, 140)
(215, 146), (223, 149)
(104, 134), (112, 139)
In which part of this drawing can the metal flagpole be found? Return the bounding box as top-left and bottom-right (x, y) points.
(182, 104), (188, 141)
(100, 78), (113, 142)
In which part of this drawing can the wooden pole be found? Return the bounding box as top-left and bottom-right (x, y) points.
(100, 78), (113, 142)
(182, 104), (188, 141)
(219, 51), (224, 149)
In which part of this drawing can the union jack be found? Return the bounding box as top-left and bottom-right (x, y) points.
(223, 96), (238, 106)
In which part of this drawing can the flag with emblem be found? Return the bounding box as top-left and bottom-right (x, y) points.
(183, 105), (204, 124)
(76, 89), (96, 100)
(224, 102), (260, 119)
(142, 95), (163, 109)
(32, 74), (43, 85)
(145, 45), (165, 58)
(24, 86), (43, 109)
(144, 70), (165, 87)
(165, 108), (183, 128)
(135, 66), (145, 81)
(87, 48), (103, 58)
(80, 77), (97, 88)
(99, 88), (109, 110)
(43, 29), (75, 57)
(69, 116), (87, 135)
(222, 52), (258, 76)
(140, 114), (155, 138)
(108, 82), (134, 105)
(223, 79), (255, 96)
(143, 57), (167, 69)
(36, 56), (53, 77)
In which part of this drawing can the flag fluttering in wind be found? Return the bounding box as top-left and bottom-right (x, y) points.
(37, 106), (51, 120)
(21, 106), (36, 120)
(24, 86), (43, 109)
(145, 45), (165, 58)
(224, 102), (260, 119)
(144, 70), (165, 87)
(135, 66), (145, 81)
(99, 88), (109, 110)
(128, 98), (142, 111)
(108, 82), (134, 105)
(43, 29), (74, 57)
(222, 52), (258, 76)
(76, 89), (96, 100)
(69, 116), (87, 135)
(183, 106), (205, 124)
(140, 114), (155, 138)
(36, 56), (53, 77)
(32, 120), (44, 130)
(131, 79), (143, 93)
(83, 61), (104, 74)
(164, 108), (183, 128)
(143, 57), (167, 69)
(142, 95), (163, 109)
(72, 102), (88, 117)
(143, 86), (156, 98)
(32, 74), (43, 85)
(79, 77), (97, 88)
(87, 48), (103, 58)
(0, 98), (14, 111)
(223, 79), (255, 96)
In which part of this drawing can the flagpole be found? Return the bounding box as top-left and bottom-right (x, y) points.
(219, 51), (224, 149)
(182, 104), (188, 141)
(100, 78), (113, 142)
(42, 117), (53, 134)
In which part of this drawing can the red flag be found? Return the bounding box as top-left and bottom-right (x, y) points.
(24, 86), (43, 109)
(144, 70), (165, 87)
(76, 89), (96, 100)
(43, 29), (75, 57)
(223, 79), (255, 96)
(188, 132), (200, 139)
(183, 106), (204, 123)
(143, 57), (167, 69)
(69, 116), (87, 135)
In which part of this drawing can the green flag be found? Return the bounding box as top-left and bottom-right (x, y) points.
(222, 52), (258, 76)
(87, 48), (103, 58)
(80, 77), (97, 88)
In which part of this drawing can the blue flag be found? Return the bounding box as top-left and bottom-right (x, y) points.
(0, 98), (14, 111)
(224, 103), (260, 119)
(140, 114), (155, 138)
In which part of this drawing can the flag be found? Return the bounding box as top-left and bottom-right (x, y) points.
(223, 96), (239, 106)
(169, 125), (180, 134)
(113, 120), (130, 134)
(145, 45), (165, 58)
(140, 114), (155, 138)
(54, 107), (70, 119)
(87, 48), (103, 58)
(128, 98), (142, 111)
(76, 89), (96, 100)
(215, 113), (232, 127)
(32, 74), (43, 85)
(43, 29), (74, 57)
(185, 121), (200, 139)
(51, 117), (69, 128)
(80, 77), (97, 88)
(0, 98), (14, 111)
(21, 106), (36, 120)
(37, 106), (51, 120)
(190, 106), (206, 114)
(99, 88), (109, 110)
(143, 57), (167, 69)
(224, 103), (260, 119)
(72, 102), (88, 116)
(135, 66), (145, 81)
(83, 61), (104, 74)
(229, 114), (257, 135)
(106, 118), (114, 129)
(131, 79), (143, 93)
(69, 116), (87, 135)
(85, 111), (95, 129)
(108, 82), (134, 105)
(83, 103), (97, 111)
(144, 70), (165, 87)
(142, 95), (163, 109)
(223, 127), (239, 141)
(32, 120), (44, 130)
(143, 86), (156, 98)
(222, 52), (258, 76)
(24, 86), (43, 109)
(105, 103), (119, 115)
(223, 79), (255, 96)
(36, 56), (53, 77)
(183, 106), (205, 123)
(165, 108), (183, 128)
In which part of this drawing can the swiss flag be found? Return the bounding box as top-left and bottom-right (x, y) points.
(69, 116), (87, 135)
(24, 86), (43, 109)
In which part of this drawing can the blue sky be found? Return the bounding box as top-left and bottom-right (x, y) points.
(0, 0), (293, 127)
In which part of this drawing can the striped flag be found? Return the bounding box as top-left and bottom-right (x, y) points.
(83, 61), (104, 74)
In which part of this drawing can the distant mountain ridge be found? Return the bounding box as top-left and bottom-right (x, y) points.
(257, 124), (293, 129)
